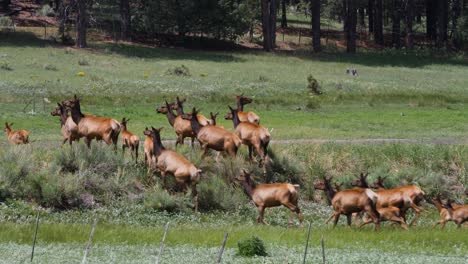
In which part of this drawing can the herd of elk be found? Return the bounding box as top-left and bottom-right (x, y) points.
(352, 173), (423, 226)
(62, 95), (121, 150)
(6, 93), (466, 228)
(4, 122), (29, 144)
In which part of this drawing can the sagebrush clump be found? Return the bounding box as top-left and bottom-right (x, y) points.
(307, 74), (321, 95)
(166, 65), (191, 76)
(237, 236), (268, 257)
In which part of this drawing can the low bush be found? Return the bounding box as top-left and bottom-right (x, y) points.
(237, 236), (268, 257)
(166, 65), (191, 76)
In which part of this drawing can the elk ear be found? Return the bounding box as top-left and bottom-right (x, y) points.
(158, 127), (163, 132)
(145, 127), (148, 130)
(57, 102), (61, 107)
(228, 105), (234, 111)
(9, 123), (13, 127)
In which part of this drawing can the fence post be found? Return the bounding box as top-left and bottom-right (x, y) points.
(155, 222), (170, 264)
(82, 218), (98, 264)
(216, 232), (229, 264)
(302, 222), (312, 264)
(30, 211), (40, 262)
(321, 235), (325, 264)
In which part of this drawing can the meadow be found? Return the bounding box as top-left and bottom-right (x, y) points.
(1, 30), (468, 263)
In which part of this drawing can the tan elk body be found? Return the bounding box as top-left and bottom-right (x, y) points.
(4, 123), (29, 144)
(120, 118), (140, 163)
(237, 170), (303, 225)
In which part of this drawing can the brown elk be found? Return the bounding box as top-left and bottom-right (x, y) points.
(431, 195), (452, 229)
(209, 112), (219, 126)
(120, 118), (139, 163)
(51, 102), (80, 146)
(62, 95), (120, 150)
(156, 101), (196, 147)
(228, 106), (270, 175)
(143, 127), (154, 169)
(224, 94), (260, 125)
(444, 200), (468, 228)
(148, 127), (202, 212)
(236, 169), (303, 225)
(359, 206), (409, 230)
(352, 173), (424, 226)
(172, 96), (212, 126)
(183, 107), (241, 157)
(4, 122), (29, 144)
(314, 176), (380, 230)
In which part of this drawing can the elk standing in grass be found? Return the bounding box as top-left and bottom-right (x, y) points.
(4, 122), (29, 144)
(120, 118), (139, 163)
(367, 175), (425, 226)
(156, 101), (196, 147)
(148, 127), (202, 212)
(172, 97), (212, 126)
(431, 195), (452, 229)
(224, 94), (260, 125)
(314, 176), (380, 230)
(143, 127), (154, 169)
(237, 169), (303, 225)
(228, 106), (270, 175)
(62, 95), (120, 150)
(51, 103), (80, 146)
(183, 108), (241, 157)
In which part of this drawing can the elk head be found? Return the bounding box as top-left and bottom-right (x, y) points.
(370, 176), (387, 189)
(121, 117), (130, 129)
(4, 122), (13, 133)
(351, 172), (369, 188)
(210, 112), (219, 126)
(236, 94), (253, 106)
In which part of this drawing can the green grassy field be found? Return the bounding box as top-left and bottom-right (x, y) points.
(1, 32), (468, 141)
(1, 30), (468, 263)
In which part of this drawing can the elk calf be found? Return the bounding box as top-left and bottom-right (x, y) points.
(157, 101), (196, 147)
(444, 200), (468, 228)
(143, 127), (155, 169)
(120, 118), (140, 163)
(4, 122), (29, 144)
(149, 127), (202, 212)
(359, 206), (409, 230)
(172, 97), (212, 126)
(237, 169), (303, 225)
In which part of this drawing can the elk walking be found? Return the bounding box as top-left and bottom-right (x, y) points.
(51, 102), (80, 146)
(224, 94), (260, 124)
(148, 127), (202, 212)
(237, 169), (303, 225)
(314, 177), (380, 230)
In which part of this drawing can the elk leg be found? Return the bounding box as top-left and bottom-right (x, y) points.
(85, 137), (91, 148)
(325, 213), (335, 224)
(257, 206), (265, 224)
(333, 213), (340, 228)
(346, 214), (353, 226)
(359, 219), (373, 228)
(134, 146), (138, 164)
(248, 145), (253, 161)
(191, 184), (198, 213)
(391, 216), (409, 230)
(62, 137), (68, 146)
(160, 171), (167, 189)
(190, 136), (195, 148)
(283, 202), (303, 226)
(408, 203), (422, 226)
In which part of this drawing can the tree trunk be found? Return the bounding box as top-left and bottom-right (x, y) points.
(392, 0), (401, 48)
(368, 0), (374, 33)
(262, 0), (272, 51)
(374, 0), (383, 45)
(345, 0), (357, 53)
(281, 0), (287, 28)
(436, 0), (447, 48)
(452, 0), (462, 47)
(426, 0), (437, 41)
(406, 0), (414, 49)
(119, 0), (131, 41)
(311, 0), (321, 52)
(270, 0), (277, 46)
(358, 8), (365, 27)
(2, 0), (11, 10)
(76, 0), (87, 48)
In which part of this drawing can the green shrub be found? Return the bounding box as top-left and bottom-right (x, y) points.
(143, 186), (183, 213)
(0, 16), (14, 28)
(237, 236), (268, 257)
(197, 175), (247, 212)
(78, 59), (90, 66)
(37, 5), (55, 17)
(307, 74), (321, 95)
(43, 64), (58, 71)
(266, 149), (304, 184)
(0, 60), (13, 71)
(166, 65), (191, 76)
